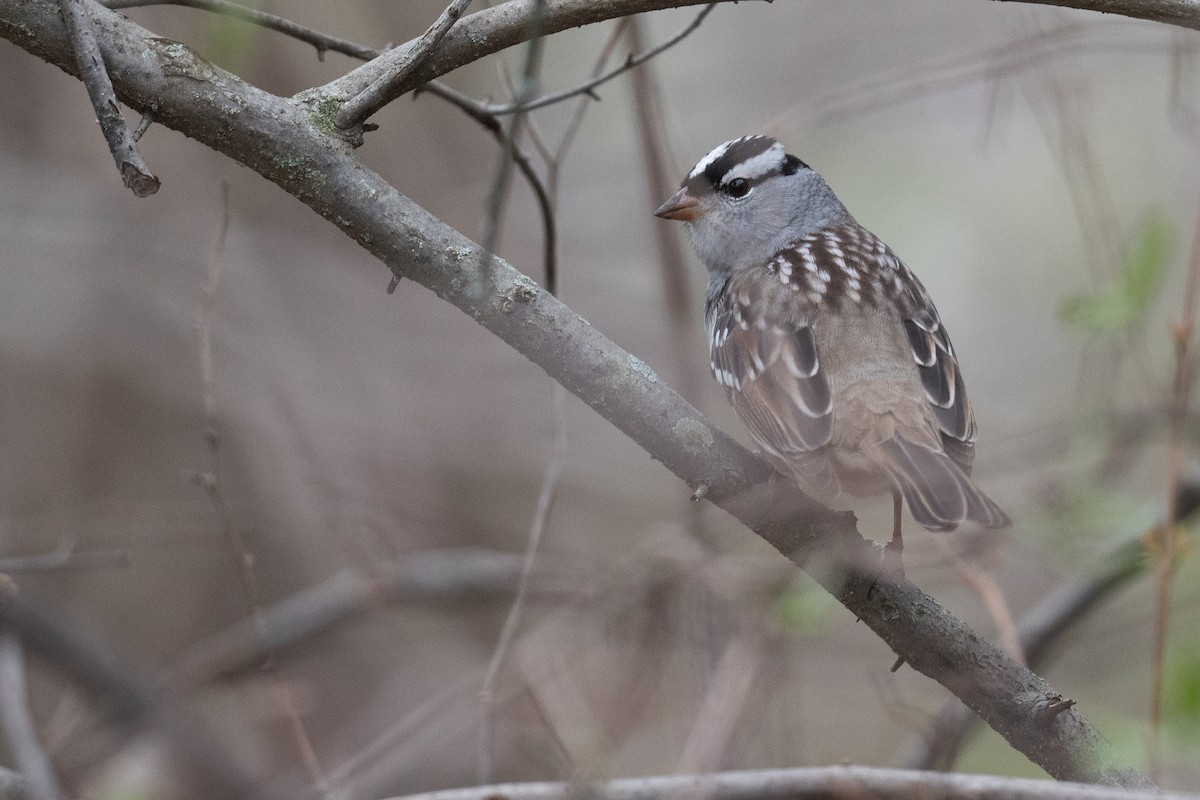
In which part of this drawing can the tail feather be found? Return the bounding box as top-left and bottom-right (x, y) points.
(874, 437), (1009, 532)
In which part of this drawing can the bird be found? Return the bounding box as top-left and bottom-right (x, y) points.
(654, 135), (1009, 566)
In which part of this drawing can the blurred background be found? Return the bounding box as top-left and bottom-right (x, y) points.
(3, 0), (1200, 797)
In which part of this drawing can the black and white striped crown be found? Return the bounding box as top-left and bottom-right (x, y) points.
(682, 135), (808, 195)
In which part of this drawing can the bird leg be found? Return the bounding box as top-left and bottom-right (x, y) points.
(882, 490), (905, 580)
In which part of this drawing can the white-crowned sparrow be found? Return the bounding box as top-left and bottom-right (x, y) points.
(655, 135), (1009, 558)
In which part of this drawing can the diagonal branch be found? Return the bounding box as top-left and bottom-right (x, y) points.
(475, 4), (716, 116)
(58, 0), (159, 196)
(336, 0), (473, 129)
(0, 0), (1159, 788)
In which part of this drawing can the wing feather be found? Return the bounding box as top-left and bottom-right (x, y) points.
(707, 274), (834, 471)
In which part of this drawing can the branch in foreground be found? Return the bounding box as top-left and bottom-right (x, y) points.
(381, 766), (1200, 800)
(59, 0), (159, 195)
(0, 0), (1152, 788)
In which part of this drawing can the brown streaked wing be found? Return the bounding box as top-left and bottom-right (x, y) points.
(902, 303), (977, 475)
(708, 279), (834, 460)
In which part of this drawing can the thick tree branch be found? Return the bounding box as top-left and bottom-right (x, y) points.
(0, 0), (1160, 788)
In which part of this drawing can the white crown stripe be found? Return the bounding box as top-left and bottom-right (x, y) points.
(722, 143), (786, 184)
(689, 140), (733, 180)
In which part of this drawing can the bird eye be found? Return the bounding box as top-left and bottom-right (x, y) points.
(724, 178), (751, 198)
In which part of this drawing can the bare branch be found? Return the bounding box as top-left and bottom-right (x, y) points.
(58, 0), (159, 196)
(0, 547), (127, 574)
(0, 590), (264, 799)
(1148, 157), (1200, 779)
(172, 549), (538, 684)
(478, 4), (716, 116)
(318, 0), (749, 111)
(337, 0), (473, 128)
(903, 472), (1200, 771)
(479, 387), (566, 781)
(0, 632), (61, 800)
(991, 0), (1200, 30)
(379, 765), (1200, 800)
(0, 768), (28, 800)
(101, 0), (379, 60)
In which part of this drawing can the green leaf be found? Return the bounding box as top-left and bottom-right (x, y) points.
(775, 578), (835, 633)
(1166, 646), (1200, 733)
(1060, 216), (1171, 334)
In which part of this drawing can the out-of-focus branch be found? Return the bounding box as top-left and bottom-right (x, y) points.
(0, 632), (61, 800)
(0, 0), (1157, 787)
(172, 549), (539, 684)
(380, 765), (1200, 800)
(0, 590), (264, 799)
(0, 768), (28, 800)
(58, 0), (158, 196)
(1149, 166), (1200, 780)
(0, 547), (127, 574)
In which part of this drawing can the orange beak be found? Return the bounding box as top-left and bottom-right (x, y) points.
(654, 188), (704, 221)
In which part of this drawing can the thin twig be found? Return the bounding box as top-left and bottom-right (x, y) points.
(59, 0), (159, 196)
(627, 16), (712, 551)
(0, 547), (127, 574)
(0, 631), (61, 800)
(478, 384), (566, 781)
(480, 5), (715, 116)
(172, 549), (543, 685)
(0, 591), (263, 798)
(675, 630), (763, 773)
(475, 0), (546, 289)
(101, 0), (378, 60)
(194, 180), (327, 791)
(337, 0), (472, 129)
(1148, 191), (1200, 780)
